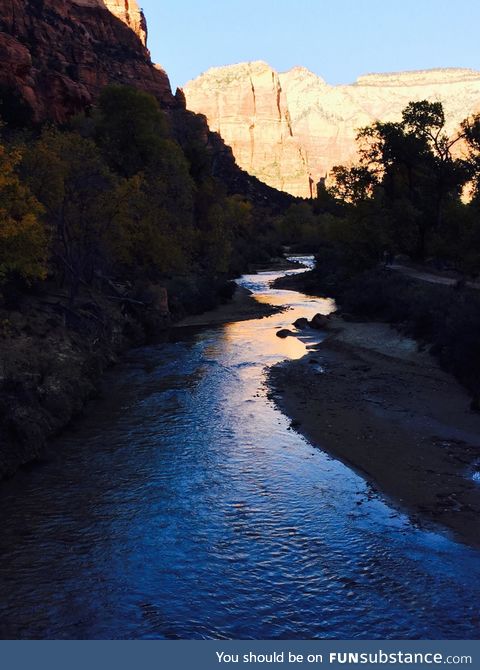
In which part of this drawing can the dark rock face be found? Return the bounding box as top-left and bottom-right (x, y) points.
(0, 0), (175, 124)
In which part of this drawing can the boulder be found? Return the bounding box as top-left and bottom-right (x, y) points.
(276, 329), (295, 339)
(309, 313), (330, 330)
(393, 254), (411, 265)
(293, 317), (309, 330)
(134, 285), (169, 315)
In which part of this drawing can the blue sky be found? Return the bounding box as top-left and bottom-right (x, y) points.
(140, 0), (480, 91)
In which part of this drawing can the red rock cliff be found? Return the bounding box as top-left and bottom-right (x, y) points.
(0, 0), (174, 123)
(0, 2), (292, 210)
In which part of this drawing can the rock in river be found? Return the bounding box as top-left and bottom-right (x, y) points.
(276, 329), (295, 339)
(293, 318), (309, 330)
(310, 313), (330, 330)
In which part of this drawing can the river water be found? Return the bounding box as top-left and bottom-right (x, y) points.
(0, 260), (479, 639)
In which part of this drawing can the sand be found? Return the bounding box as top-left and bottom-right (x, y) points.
(268, 317), (480, 547)
(174, 286), (282, 328)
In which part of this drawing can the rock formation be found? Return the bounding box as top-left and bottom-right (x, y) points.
(0, 2), (292, 210)
(0, 0), (172, 124)
(73, 0), (148, 45)
(184, 62), (480, 198)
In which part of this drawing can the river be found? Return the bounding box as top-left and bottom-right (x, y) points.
(0, 259), (479, 639)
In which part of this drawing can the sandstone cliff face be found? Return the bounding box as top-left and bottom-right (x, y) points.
(73, 0), (147, 45)
(0, 0), (172, 123)
(184, 62), (480, 198)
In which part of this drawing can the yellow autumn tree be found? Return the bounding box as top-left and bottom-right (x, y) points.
(0, 144), (47, 282)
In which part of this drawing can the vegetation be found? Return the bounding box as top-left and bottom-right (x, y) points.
(276, 100), (480, 271)
(0, 85), (285, 310)
(0, 142), (47, 282)
(337, 269), (480, 403)
(1, 90), (480, 400)
(273, 100), (480, 402)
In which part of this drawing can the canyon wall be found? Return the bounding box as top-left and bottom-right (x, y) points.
(184, 62), (480, 198)
(0, 2), (291, 208)
(72, 0), (148, 45)
(0, 0), (173, 124)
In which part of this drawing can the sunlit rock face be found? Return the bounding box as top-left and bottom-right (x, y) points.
(0, 0), (172, 124)
(72, 0), (147, 46)
(184, 63), (480, 198)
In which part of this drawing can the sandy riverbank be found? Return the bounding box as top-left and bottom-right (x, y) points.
(174, 285), (282, 327)
(268, 317), (480, 547)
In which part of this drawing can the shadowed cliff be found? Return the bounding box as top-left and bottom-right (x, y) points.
(0, 0), (174, 124)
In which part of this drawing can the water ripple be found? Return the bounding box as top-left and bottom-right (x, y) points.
(0, 261), (479, 639)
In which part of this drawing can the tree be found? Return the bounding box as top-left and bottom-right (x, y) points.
(349, 101), (469, 259)
(330, 165), (376, 204)
(22, 129), (120, 300)
(110, 175), (192, 276)
(0, 143), (47, 282)
(462, 113), (480, 200)
(93, 86), (196, 274)
(94, 86), (170, 178)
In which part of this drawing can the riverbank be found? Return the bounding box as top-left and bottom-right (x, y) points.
(0, 274), (256, 480)
(268, 316), (480, 547)
(0, 265), (290, 480)
(174, 256), (305, 327)
(274, 265), (480, 406)
(0, 281), (170, 479)
(174, 285), (282, 327)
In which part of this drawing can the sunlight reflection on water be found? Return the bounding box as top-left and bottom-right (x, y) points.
(0, 257), (479, 640)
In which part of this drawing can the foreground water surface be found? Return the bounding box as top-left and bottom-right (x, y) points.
(0, 260), (479, 639)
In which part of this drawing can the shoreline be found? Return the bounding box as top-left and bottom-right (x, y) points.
(0, 278), (281, 481)
(174, 285), (282, 328)
(268, 317), (480, 547)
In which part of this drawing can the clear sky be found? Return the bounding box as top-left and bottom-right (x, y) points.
(139, 0), (480, 91)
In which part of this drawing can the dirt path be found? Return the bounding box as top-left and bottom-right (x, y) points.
(388, 263), (480, 290)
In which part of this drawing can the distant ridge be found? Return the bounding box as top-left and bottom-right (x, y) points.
(356, 68), (480, 86)
(184, 63), (480, 197)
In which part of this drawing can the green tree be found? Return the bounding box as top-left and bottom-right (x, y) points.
(94, 86), (196, 272)
(94, 86), (169, 178)
(110, 175), (192, 276)
(344, 101), (469, 259)
(22, 129), (120, 299)
(330, 165), (376, 204)
(462, 113), (480, 200)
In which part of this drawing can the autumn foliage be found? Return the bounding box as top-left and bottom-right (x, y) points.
(0, 86), (263, 302)
(0, 144), (47, 281)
